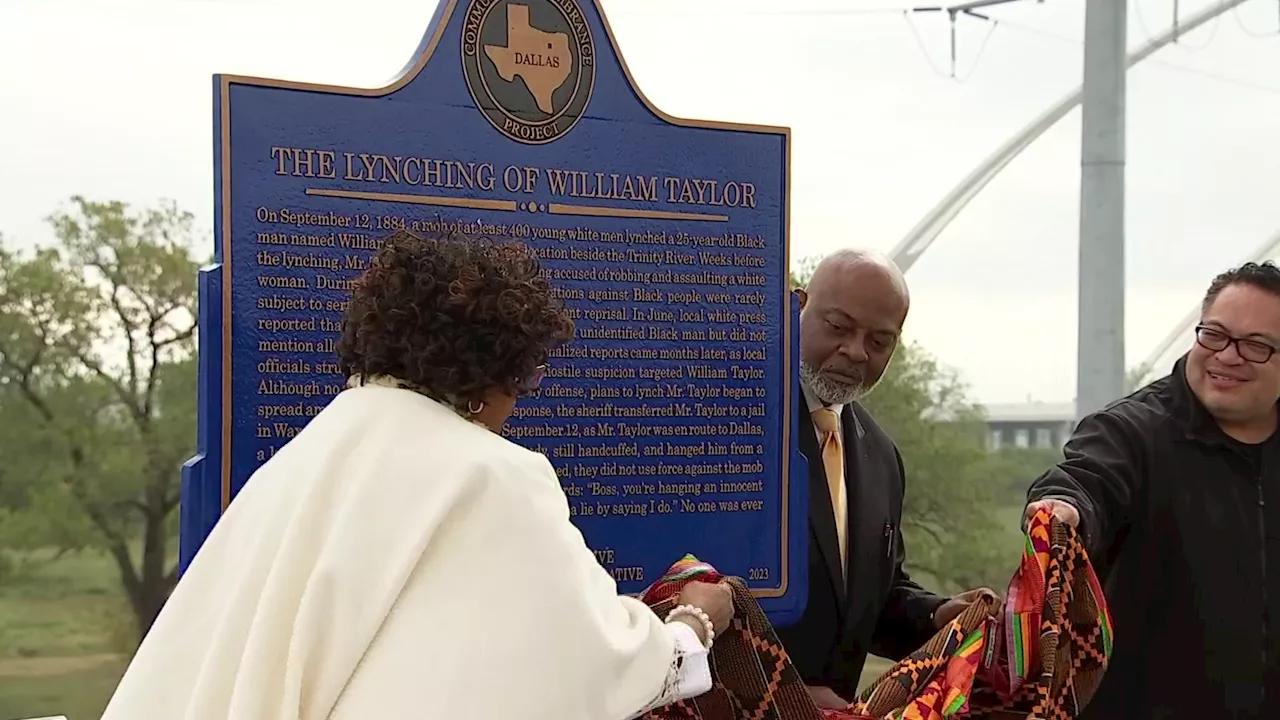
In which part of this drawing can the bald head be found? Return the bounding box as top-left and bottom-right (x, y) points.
(798, 249), (909, 404)
(806, 249), (909, 314)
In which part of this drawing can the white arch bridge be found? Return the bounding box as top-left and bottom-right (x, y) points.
(883, 0), (1264, 395)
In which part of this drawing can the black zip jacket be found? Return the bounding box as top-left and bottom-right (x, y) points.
(1027, 357), (1280, 719)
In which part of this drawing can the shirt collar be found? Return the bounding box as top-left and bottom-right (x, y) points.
(801, 383), (844, 418)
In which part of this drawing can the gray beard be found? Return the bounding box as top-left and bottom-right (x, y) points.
(800, 360), (871, 406)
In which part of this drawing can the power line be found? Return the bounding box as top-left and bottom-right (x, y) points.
(1145, 54), (1280, 93)
(1231, 0), (1280, 37)
(1133, 0), (1221, 52)
(905, 0), (1046, 79)
(989, 14), (1280, 95)
(615, 0), (1280, 92)
(904, 10), (1002, 80)
(607, 5), (912, 17)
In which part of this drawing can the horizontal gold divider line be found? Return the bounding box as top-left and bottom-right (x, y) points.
(303, 189), (729, 223)
(305, 188), (518, 211)
(548, 203), (729, 222)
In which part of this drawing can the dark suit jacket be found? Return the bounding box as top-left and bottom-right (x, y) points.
(775, 401), (946, 700)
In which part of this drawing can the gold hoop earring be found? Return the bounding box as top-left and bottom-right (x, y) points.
(467, 399), (485, 415)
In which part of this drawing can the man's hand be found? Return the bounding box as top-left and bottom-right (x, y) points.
(933, 588), (1001, 629)
(805, 686), (849, 710)
(1024, 498), (1080, 529)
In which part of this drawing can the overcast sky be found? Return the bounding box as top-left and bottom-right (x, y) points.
(2, 0), (1278, 405)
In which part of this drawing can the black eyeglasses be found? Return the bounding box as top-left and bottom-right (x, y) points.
(1194, 325), (1278, 364)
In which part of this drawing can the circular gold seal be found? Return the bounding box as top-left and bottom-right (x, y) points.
(461, 0), (595, 145)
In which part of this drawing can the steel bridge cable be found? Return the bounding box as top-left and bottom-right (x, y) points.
(886, 0), (1262, 274)
(1232, 0), (1280, 36)
(992, 15), (1280, 94)
(1132, 0), (1223, 52)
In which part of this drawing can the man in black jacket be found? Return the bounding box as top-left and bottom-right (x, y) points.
(1026, 261), (1280, 719)
(777, 250), (996, 708)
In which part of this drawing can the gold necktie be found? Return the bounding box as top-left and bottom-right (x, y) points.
(811, 407), (847, 574)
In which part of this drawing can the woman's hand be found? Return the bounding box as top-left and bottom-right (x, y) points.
(675, 581), (735, 638)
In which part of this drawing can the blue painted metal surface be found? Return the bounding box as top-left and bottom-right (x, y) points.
(181, 0), (806, 624)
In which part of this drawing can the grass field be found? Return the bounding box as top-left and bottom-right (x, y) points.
(0, 549), (133, 719)
(858, 656), (893, 690)
(0, 655), (126, 720)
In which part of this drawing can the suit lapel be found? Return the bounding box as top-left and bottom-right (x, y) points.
(841, 405), (877, 622)
(798, 415), (845, 604)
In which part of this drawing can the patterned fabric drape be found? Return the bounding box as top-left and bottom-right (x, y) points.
(851, 508), (1113, 720)
(636, 508), (1112, 720)
(637, 556), (825, 720)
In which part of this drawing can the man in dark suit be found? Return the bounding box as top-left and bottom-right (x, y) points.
(776, 250), (996, 708)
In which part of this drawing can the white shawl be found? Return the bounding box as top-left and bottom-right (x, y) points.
(101, 382), (705, 720)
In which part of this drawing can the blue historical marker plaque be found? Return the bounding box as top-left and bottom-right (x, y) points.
(181, 0), (808, 624)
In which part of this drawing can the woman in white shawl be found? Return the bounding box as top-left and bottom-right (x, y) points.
(102, 230), (734, 720)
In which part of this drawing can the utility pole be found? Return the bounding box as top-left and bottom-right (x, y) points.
(890, 0), (1250, 274)
(1076, 0), (1128, 420)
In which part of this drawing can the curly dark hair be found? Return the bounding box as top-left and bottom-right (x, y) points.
(1203, 261), (1280, 311)
(337, 229), (575, 413)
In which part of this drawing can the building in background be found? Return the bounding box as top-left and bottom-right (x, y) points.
(982, 402), (1076, 451)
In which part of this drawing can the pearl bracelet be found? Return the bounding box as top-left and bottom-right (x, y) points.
(665, 604), (716, 650)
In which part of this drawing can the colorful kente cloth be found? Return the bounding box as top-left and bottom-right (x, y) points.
(637, 555), (826, 720)
(851, 508), (1113, 720)
(638, 509), (1111, 720)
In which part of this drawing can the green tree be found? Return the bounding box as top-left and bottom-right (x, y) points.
(790, 258), (1023, 591)
(985, 445), (1064, 504)
(790, 256), (819, 289)
(0, 197), (200, 639)
(861, 344), (1019, 592)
